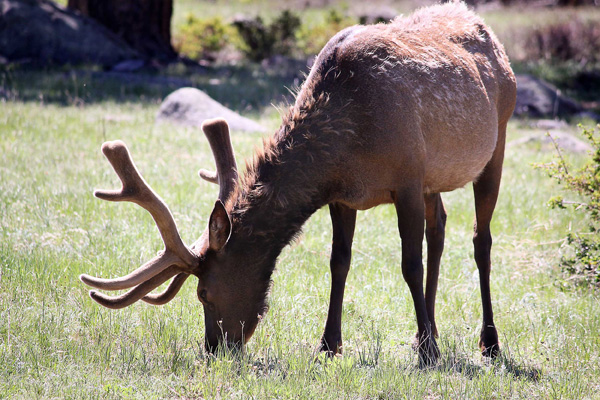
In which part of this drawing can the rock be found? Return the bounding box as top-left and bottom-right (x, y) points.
(508, 130), (592, 154)
(111, 59), (146, 72)
(156, 87), (266, 133)
(533, 119), (569, 131)
(0, 0), (140, 67)
(515, 74), (584, 119)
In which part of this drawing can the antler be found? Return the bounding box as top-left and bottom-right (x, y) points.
(81, 118), (238, 309)
(89, 266), (181, 309)
(198, 118), (238, 201)
(142, 273), (190, 305)
(80, 140), (198, 307)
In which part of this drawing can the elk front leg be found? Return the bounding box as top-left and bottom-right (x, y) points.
(472, 120), (507, 358)
(320, 203), (357, 355)
(394, 185), (439, 366)
(424, 193), (446, 339)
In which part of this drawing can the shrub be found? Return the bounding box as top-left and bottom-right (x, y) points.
(271, 10), (302, 56)
(233, 10), (301, 62)
(232, 16), (271, 61)
(296, 9), (356, 56)
(536, 125), (600, 286)
(523, 18), (600, 65)
(174, 14), (239, 61)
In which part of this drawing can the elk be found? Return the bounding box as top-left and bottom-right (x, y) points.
(80, 2), (516, 366)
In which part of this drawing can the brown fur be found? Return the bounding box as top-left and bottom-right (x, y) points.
(233, 3), (514, 212)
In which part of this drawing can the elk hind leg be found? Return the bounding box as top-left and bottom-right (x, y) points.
(394, 184), (439, 366)
(424, 193), (446, 339)
(473, 121), (506, 358)
(320, 203), (357, 355)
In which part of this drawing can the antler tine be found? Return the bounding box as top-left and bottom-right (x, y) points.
(94, 140), (197, 265)
(142, 273), (190, 305)
(198, 169), (218, 184)
(82, 141), (198, 292)
(199, 118), (238, 201)
(80, 251), (180, 291)
(88, 266), (179, 309)
(139, 234), (205, 305)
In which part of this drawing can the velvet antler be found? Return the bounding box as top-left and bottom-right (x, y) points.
(80, 119), (238, 309)
(79, 140), (198, 308)
(198, 118), (238, 202)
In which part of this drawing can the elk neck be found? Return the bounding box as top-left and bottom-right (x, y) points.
(226, 91), (357, 265)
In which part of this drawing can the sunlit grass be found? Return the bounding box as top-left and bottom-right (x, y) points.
(1, 94), (600, 398)
(3, 1), (600, 397)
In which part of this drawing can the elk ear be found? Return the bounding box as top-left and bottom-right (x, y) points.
(208, 200), (231, 251)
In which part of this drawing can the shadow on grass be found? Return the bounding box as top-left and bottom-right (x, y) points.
(0, 60), (308, 113)
(436, 348), (542, 382)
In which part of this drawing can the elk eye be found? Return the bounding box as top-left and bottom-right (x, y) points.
(199, 289), (208, 303)
(199, 290), (215, 311)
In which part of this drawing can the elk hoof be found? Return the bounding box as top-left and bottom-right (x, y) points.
(479, 325), (500, 359)
(319, 336), (342, 357)
(414, 333), (440, 367)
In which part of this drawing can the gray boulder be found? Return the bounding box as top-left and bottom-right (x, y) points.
(0, 0), (141, 66)
(515, 74), (584, 119)
(507, 120), (592, 154)
(157, 87), (266, 133)
(508, 131), (592, 154)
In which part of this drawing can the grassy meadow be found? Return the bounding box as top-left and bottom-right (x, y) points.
(2, 0), (600, 398)
(1, 89), (600, 399)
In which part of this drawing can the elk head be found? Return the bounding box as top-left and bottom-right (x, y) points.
(80, 118), (265, 351)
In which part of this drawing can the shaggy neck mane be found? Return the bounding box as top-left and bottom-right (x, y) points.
(228, 104), (330, 256)
(230, 99), (348, 253)
(225, 45), (358, 273)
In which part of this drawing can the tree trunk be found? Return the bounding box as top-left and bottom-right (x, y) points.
(67, 0), (176, 61)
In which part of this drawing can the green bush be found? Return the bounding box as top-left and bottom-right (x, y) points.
(537, 125), (600, 286)
(175, 9), (357, 62)
(233, 10), (301, 62)
(271, 10), (302, 56)
(174, 14), (239, 61)
(524, 18), (600, 65)
(296, 9), (356, 56)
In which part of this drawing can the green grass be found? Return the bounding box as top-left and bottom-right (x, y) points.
(2, 68), (600, 398)
(170, 0), (425, 30)
(3, 2), (600, 397)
